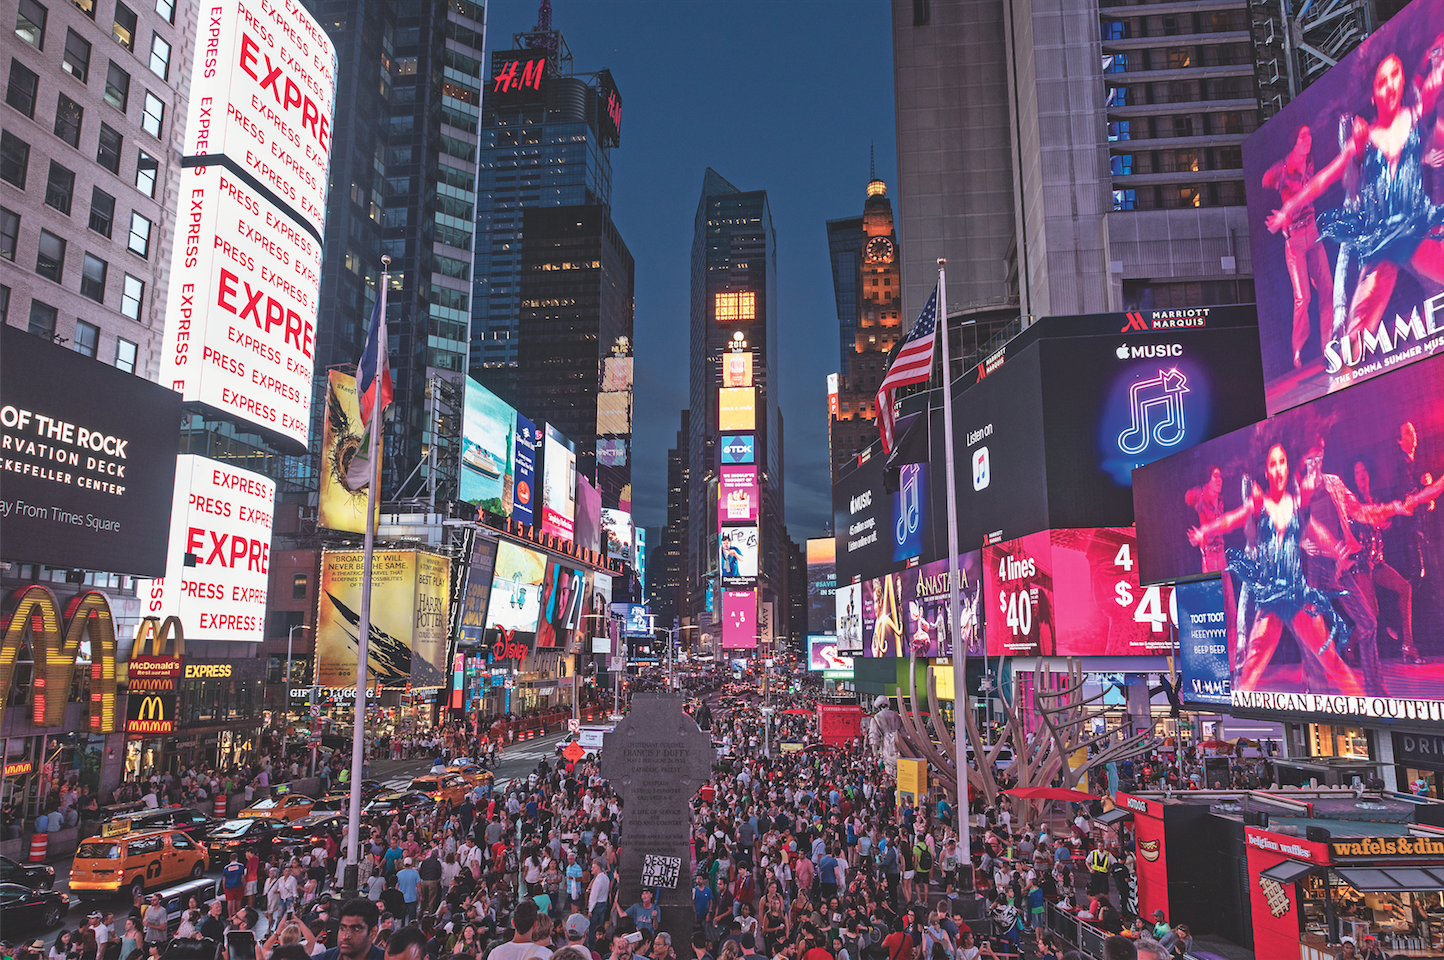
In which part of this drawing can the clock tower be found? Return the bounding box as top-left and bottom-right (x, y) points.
(830, 176), (901, 483)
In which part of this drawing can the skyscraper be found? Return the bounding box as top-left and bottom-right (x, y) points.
(689, 169), (783, 649)
(651, 409), (690, 636)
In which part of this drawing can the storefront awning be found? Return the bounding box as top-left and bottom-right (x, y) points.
(1261, 860), (1319, 884)
(1095, 807), (1133, 827)
(1335, 867), (1444, 891)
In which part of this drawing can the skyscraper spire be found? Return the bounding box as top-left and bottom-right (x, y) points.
(870, 142), (875, 181)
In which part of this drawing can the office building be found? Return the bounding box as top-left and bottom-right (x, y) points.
(651, 409), (690, 638)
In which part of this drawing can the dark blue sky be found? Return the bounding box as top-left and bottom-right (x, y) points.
(486, 0), (898, 541)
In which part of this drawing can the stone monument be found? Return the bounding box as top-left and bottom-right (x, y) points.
(600, 693), (713, 949)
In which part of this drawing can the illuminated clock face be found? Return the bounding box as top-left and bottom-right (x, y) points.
(865, 236), (894, 263)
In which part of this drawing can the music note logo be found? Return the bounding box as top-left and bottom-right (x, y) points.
(1117, 368), (1189, 455)
(895, 464), (921, 546)
(972, 447), (990, 491)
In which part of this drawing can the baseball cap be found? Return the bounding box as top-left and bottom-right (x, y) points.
(565, 914), (589, 940)
(403, 858), (413, 865)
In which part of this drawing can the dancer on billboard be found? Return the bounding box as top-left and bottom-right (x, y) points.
(1353, 460), (1423, 664)
(1266, 49), (1444, 347)
(1185, 466), (1228, 573)
(1188, 442), (1365, 695)
(870, 573), (903, 658)
(1262, 126), (1336, 368)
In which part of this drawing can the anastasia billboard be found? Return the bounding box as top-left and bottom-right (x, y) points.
(1133, 351), (1444, 720)
(1243, 0), (1444, 415)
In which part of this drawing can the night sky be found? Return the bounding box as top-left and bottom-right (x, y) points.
(484, 0), (898, 542)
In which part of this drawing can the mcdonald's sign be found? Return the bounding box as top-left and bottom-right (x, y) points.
(125, 693), (175, 734)
(0, 585), (119, 732)
(127, 616), (184, 692)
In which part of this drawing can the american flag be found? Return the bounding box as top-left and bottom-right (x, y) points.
(876, 287), (938, 453)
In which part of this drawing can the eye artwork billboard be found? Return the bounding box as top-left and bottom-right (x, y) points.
(719, 466), (759, 524)
(721, 435), (755, 464)
(722, 589), (757, 650)
(318, 371), (379, 533)
(513, 415), (537, 527)
(181, 0), (337, 239)
(719, 387), (756, 431)
(0, 325), (182, 577)
(480, 541), (547, 661)
(807, 537), (837, 636)
(535, 559), (584, 649)
(139, 455), (274, 643)
(1133, 351), (1444, 721)
(983, 527), (1175, 657)
(719, 525), (759, 587)
(158, 167), (323, 453)
(1242, 0), (1444, 415)
(315, 550), (450, 688)
(834, 581), (863, 655)
(460, 376), (516, 518)
(540, 424), (577, 542)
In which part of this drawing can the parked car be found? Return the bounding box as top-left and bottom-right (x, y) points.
(238, 795), (315, 821)
(0, 854), (55, 890)
(275, 813), (345, 853)
(0, 881), (70, 934)
(407, 774), (470, 805)
(361, 792), (437, 819)
(205, 818), (280, 860)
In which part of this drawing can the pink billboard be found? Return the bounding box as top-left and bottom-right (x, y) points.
(719, 465), (759, 523)
(721, 588), (757, 650)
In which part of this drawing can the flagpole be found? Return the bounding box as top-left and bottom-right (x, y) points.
(345, 255), (388, 896)
(936, 259), (972, 886)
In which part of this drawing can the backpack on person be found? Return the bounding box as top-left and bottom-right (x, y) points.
(915, 843), (933, 873)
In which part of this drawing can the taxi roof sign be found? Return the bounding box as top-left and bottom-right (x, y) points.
(101, 819), (131, 838)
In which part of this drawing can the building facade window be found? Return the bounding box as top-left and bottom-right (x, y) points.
(15, 0), (47, 49)
(104, 61), (129, 111)
(134, 151), (155, 197)
(111, 2), (136, 50)
(0, 207), (17, 260)
(120, 273), (142, 318)
(44, 160), (74, 214)
(292, 574), (307, 599)
(126, 211), (150, 257)
(153, 0), (174, 24)
(88, 187), (114, 236)
(0, 131), (28, 186)
(80, 252), (106, 301)
(35, 229), (65, 281)
(147, 33), (169, 80)
(74, 319), (98, 357)
(61, 28), (90, 81)
(6, 59), (39, 117)
(28, 299), (56, 338)
(140, 91), (162, 136)
(114, 337), (136, 372)
(96, 123), (122, 172)
(0, 285), (8, 323)
(54, 93), (83, 147)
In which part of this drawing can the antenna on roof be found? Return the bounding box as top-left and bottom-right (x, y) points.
(870, 142), (875, 181)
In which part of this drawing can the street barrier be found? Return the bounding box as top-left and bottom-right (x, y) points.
(27, 831), (46, 862)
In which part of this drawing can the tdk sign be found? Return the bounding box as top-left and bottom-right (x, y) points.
(721, 434), (754, 464)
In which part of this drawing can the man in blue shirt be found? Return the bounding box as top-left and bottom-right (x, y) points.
(693, 874), (714, 932)
(394, 858), (420, 924)
(625, 889), (661, 933)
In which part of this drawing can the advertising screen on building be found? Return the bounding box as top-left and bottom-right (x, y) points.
(460, 376), (516, 518)
(158, 167), (323, 454)
(490, 49), (548, 106)
(719, 387), (755, 431)
(808, 636), (854, 673)
(904, 551), (984, 658)
(600, 508), (634, 563)
(1176, 578), (1231, 706)
(0, 325), (182, 576)
(481, 541), (547, 654)
(179, 0), (337, 239)
(722, 589), (756, 649)
(720, 525), (759, 587)
(806, 537), (837, 636)
(835, 581), (863, 654)
(315, 550), (449, 688)
(535, 559), (584, 649)
(140, 455), (273, 642)
(1135, 352), (1444, 720)
(721, 434), (754, 464)
(860, 570), (907, 658)
(719, 465), (759, 523)
(584, 571), (613, 655)
(892, 461), (927, 563)
(513, 415), (536, 526)
(574, 476), (602, 554)
(835, 448), (891, 586)
(635, 527), (647, 596)
(983, 527), (1175, 657)
(612, 603), (651, 638)
(540, 424), (576, 542)
(714, 291), (757, 323)
(318, 371), (379, 533)
(723, 351), (753, 388)
(1242, 0), (1444, 416)
(457, 536), (498, 648)
(596, 68), (622, 145)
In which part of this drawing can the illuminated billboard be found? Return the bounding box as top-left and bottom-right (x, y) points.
(714, 291), (756, 323)
(719, 388), (755, 431)
(482, 541), (547, 658)
(574, 476), (602, 554)
(460, 376), (516, 518)
(540, 424), (576, 542)
(903, 551), (984, 658)
(1242, 0), (1444, 414)
(806, 537), (836, 636)
(808, 636), (854, 673)
(0, 325), (182, 577)
(723, 351), (753, 388)
(584, 572), (613, 655)
(457, 536), (498, 648)
(600, 508), (634, 563)
(719, 466), (759, 524)
(315, 549), (450, 688)
(719, 525), (759, 587)
(983, 527), (1175, 657)
(1133, 352), (1444, 719)
(513, 415), (536, 526)
(490, 49), (548, 106)
(612, 603), (651, 638)
(535, 560), (584, 649)
(141, 455), (273, 643)
(860, 570), (906, 658)
(318, 371), (379, 533)
(721, 434), (754, 464)
(179, 0), (337, 238)
(1175, 579), (1230, 707)
(635, 527), (647, 596)
(721, 589), (756, 649)
(158, 167), (322, 454)
(835, 581), (863, 654)
(892, 462), (926, 563)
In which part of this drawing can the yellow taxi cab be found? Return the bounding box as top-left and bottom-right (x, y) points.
(408, 774), (470, 805)
(69, 824), (208, 899)
(449, 765), (495, 789)
(238, 794), (315, 821)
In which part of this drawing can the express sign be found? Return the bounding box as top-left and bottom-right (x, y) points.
(182, 0), (337, 238)
(159, 167), (322, 453)
(140, 455), (273, 642)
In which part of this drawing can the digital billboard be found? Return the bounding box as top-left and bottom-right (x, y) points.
(513, 415), (536, 526)
(983, 527), (1176, 657)
(719, 465), (759, 524)
(596, 68), (622, 146)
(535, 559), (584, 649)
(480, 540), (547, 663)
(140, 455), (273, 643)
(719, 387), (755, 431)
(892, 461), (926, 563)
(490, 50), (548, 106)
(835, 581), (863, 654)
(540, 424), (576, 541)
(582, 571), (613, 655)
(860, 570), (907, 658)
(903, 551), (984, 658)
(722, 589), (756, 650)
(721, 434), (754, 464)
(574, 475), (602, 554)
(158, 167), (322, 454)
(834, 448), (891, 586)
(806, 537), (837, 636)
(1133, 352), (1444, 720)
(723, 351), (753, 388)
(600, 508), (634, 563)
(460, 376), (516, 518)
(1242, 0), (1444, 415)
(179, 0), (337, 239)
(635, 527), (647, 595)
(457, 536), (498, 648)
(612, 603), (651, 638)
(1176, 578), (1230, 707)
(719, 525), (759, 587)
(315, 549), (449, 688)
(0, 325), (182, 576)
(808, 636), (855, 673)
(318, 371), (380, 533)
(597, 391), (632, 436)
